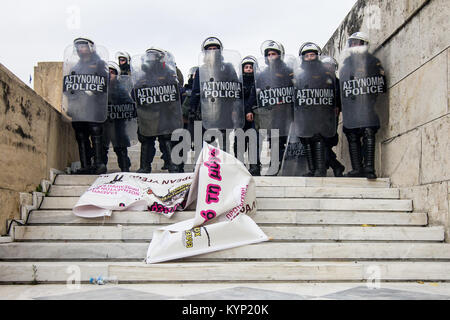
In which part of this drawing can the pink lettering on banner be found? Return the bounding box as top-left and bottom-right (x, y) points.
(206, 184), (221, 204)
(225, 185), (250, 221)
(89, 184), (140, 196)
(149, 202), (180, 215)
(201, 210), (217, 222)
(204, 147), (222, 181)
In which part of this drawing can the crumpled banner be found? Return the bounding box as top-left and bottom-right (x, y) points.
(73, 172), (195, 218)
(145, 142), (269, 264)
(72, 142), (268, 264)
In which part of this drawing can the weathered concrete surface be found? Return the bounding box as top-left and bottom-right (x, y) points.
(323, 0), (449, 241)
(0, 63), (77, 235)
(33, 62), (63, 112)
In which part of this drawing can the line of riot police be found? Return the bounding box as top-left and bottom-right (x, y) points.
(62, 32), (386, 179)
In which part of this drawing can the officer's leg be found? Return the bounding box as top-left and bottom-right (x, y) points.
(324, 136), (345, 177)
(73, 122), (92, 174)
(300, 138), (315, 177)
(112, 120), (131, 172)
(137, 133), (156, 174)
(344, 128), (364, 177)
(174, 139), (185, 173)
(311, 135), (327, 177)
(362, 127), (378, 180)
(159, 135), (180, 173)
(159, 138), (169, 171)
(277, 136), (288, 175)
(89, 123), (107, 175)
(221, 129), (227, 151)
(113, 147), (130, 172)
(248, 125), (261, 176)
(101, 122), (111, 167)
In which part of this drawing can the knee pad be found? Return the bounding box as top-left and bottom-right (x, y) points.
(75, 129), (88, 143)
(90, 124), (103, 136)
(363, 127), (376, 140)
(346, 131), (361, 144)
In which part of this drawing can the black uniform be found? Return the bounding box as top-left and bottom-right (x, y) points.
(132, 63), (183, 173)
(324, 77), (345, 177)
(67, 52), (108, 175)
(340, 50), (386, 179)
(234, 70), (260, 175)
(294, 59), (338, 177)
(190, 57), (240, 149)
(102, 76), (134, 172)
(255, 58), (294, 174)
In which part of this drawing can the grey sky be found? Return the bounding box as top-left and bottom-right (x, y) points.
(0, 0), (357, 87)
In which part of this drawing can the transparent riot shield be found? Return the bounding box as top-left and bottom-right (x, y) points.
(339, 47), (387, 129)
(198, 49), (245, 130)
(293, 57), (337, 138)
(103, 75), (138, 149)
(131, 51), (183, 137)
(280, 133), (309, 177)
(62, 44), (109, 123)
(253, 55), (296, 137)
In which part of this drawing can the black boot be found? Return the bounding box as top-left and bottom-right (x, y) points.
(159, 138), (170, 171)
(162, 139), (180, 173)
(102, 144), (110, 167)
(313, 139), (327, 177)
(92, 135), (107, 175)
(330, 158), (345, 177)
(75, 132), (93, 175)
(363, 128), (377, 180)
(115, 147), (131, 172)
(303, 142), (315, 177)
(345, 133), (364, 177)
(137, 140), (153, 174)
(249, 164), (261, 176)
(327, 147), (345, 177)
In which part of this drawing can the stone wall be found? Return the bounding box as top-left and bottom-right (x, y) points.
(323, 0), (450, 240)
(33, 62), (63, 112)
(0, 63), (78, 235)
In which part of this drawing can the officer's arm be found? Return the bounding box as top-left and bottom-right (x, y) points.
(335, 78), (342, 114)
(130, 83), (137, 102)
(189, 69), (200, 114)
(245, 85), (256, 115)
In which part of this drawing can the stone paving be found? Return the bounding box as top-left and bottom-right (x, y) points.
(1, 282), (450, 300)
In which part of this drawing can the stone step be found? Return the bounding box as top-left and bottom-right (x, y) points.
(54, 175), (391, 188)
(48, 185), (400, 199)
(27, 210), (428, 226)
(39, 197), (413, 212)
(106, 161), (163, 174)
(2, 242), (450, 261)
(12, 225), (444, 242)
(2, 261), (450, 283)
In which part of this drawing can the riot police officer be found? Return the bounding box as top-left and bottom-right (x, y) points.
(321, 56), (345, 177)
(131, 47), (184, 173)
(102, 61), (135, 172)
(254, 40), (295, 175)
(234, 55), (260, 175)
(190, 37), (245, 151)
(63, 37), (109, 175)
(293, 42), (337, 177)
(116, 51), (131, 76)
(339, 32), (387, 179)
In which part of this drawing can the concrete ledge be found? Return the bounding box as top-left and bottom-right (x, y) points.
(2, 261), (450, 283)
